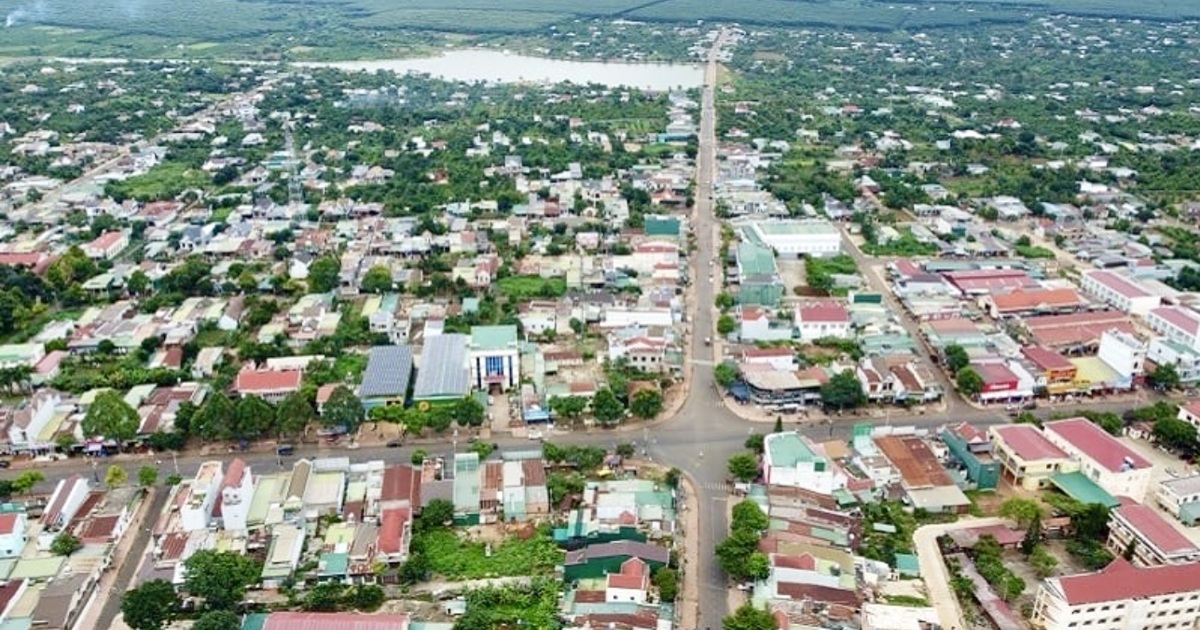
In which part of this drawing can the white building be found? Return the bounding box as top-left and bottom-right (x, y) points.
(1097, 329), (1145, 388)
(1031, 558), (1200, 630)
(217, 458), (253, 532)
(1156, 474), (1200, 526)
(763, 432), (847, 495)
(181, 461), (224, 532)
(1043, 418), (1154, 501)
(1080, 270), (1160, 316)
(795, 303), (852, 342)
(1106, 503), (1200, 566)
(469, 325), (520, 392)
(740, 308), (792, 342)
(1146, 306), (1200, 351)
(6, 390), (63, 453)
(39, 475), (90, 549)
(1147, 337), (1200, 385)
(740, 219), (842, 259)
(0, 511), (27, 558)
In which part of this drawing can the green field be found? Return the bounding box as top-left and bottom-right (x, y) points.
(3, 0), (1200, 60)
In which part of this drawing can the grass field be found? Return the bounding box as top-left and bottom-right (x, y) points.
(419, 529), (562, 580)
(2, 0), (1200, 59)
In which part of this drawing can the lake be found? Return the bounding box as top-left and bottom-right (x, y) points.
(300, 49), (704, 90)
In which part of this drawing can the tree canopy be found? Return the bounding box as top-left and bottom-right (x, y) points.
(81, 390), (140, 446)
(183, 550), (262, 610)
(121, 579), (181, 630)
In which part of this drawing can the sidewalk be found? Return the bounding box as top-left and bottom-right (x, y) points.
(678, 474), (701, 630)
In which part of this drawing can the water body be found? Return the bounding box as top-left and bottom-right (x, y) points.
(300, 49), (704, 90)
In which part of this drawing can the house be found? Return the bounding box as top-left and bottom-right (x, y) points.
(469, 325), (520, 393)
(6, 389), (63, 453)
(795, 303), (852, 342)
(874, 435), (971, 513)
(82, 230), (129, 260)
(1080, 270), (1160, 316)
(740, 307), (792, 342)
(358, 345), (414, 409)
(377, 505), (413, 564)
(763, 432), (847, 495)
(969, 360), (1034, 403)
(985, 288), (1087, 318)
(1043, 418), (1154, 501)
(605, 557), (650, 603)
(261, 523), (306, 588)
(0, 510), (28, 558)
(1031, 558), (1200, 630)
(735, 241), (784, 307)
(989, 425), (1070, 490)
(740, 347), (798, 372)
(181, 461), (224, 532)
(1020, 346), (1078, 393)
(1106, 503), (1200, 566)
(40, 475), (89, 546)
(563, 541), (670, 581)
(940, 423), (1001, 490)
(233, 364), (303, 403)
(1155, 474), (1200, 526)
(217, 458), (253, 532)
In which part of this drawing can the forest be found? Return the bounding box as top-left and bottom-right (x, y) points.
(4, 0), (1200, 60)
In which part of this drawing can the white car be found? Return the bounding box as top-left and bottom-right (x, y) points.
(528, 430), (543, 441)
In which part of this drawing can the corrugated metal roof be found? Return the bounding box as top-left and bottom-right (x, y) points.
(413, 334), (470, 399)
(359, 345), (413, 399)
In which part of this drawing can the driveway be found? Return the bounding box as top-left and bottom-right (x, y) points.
(912, 517), (1005, 630)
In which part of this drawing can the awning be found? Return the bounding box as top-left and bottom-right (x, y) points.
(1049, 471), (1120, 508)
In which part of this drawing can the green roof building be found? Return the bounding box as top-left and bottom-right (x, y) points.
(736, 242), (783, 307)
(470, 325), (520, 392)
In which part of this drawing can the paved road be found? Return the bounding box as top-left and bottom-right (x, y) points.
(92, 486), (171, 629)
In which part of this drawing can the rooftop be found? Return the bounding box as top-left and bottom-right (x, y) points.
(1085, 269), (1154, 299)
(359, 345), (414, 399)
(1044, 418), (1150, 473)
(766, 432), (824, 468)
(413, 334), (470, 400)
(753, 219), (839, 236)
(992, 425), (1068, 461)
(1051, 557), (1200, 605)
(260, 612), (410, 630)
(1114, 503), (1198, 555)
(875, 435), (954, 488)
(470, 325), (519, 351)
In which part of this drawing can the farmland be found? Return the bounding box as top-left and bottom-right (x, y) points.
(4, 0), (1200, 60)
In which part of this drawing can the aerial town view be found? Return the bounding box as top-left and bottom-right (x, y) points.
(4, 1), (1200, 630)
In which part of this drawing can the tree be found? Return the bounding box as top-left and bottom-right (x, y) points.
(1021, 514), (1042, 556)
(547, 471), (586, 505)
(121, 579), (180, 630)
(276, 391), (315, 437)
(744, 433), (764, 454)
(731, 500), (769, 532)
(138, 465), (159, 487)
(714, 362), (738, 388)
(106, 465), (129, 487)
(308, 257), (340, 293)
(1147, 363), (1182, 391)
(549, 395), (588, 423)
(234, 395), (275, 441)
(166, 474), (183, 486)
(11, 471), (43, 495)
(664, 468), (682, 489)
(360, 265), (394, 294)
(630, 388), (663, 420)
(193, 392), (235, 441)
(716, 314), (735, 335)
(183, 550), (261, 610)
(301, 583), (345, 612)
(50, 533), (82, 556)
(1030, 545), (1058, 577)
(616, 442), (636, 458)
(723, 603), (776, 630)
(944, 344), (969, 373)
(451, 396), (485, 427)
(322, 386), (364, 433)
(1000, 498), (1042, 528)
(346, 584), (385, 611)
(727, 453), (759, 483)
(126, 270), (151, 296)
(411, 449), (427, 466)
(716, 528), (763, 580)
(1153, 416), (1198, 453)
(773, 416), (783, 433)
(418, 499), (455, 532)
(652, 566), (678, 602)
(820, 369), (866, 410)
(744, 551), (770, 580)
(191, 610), (241, 630)
(81, 390), (140, 448)
(592, 387), (625, 425)
(955, 367), (984, 397)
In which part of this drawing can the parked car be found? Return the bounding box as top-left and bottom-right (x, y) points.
(385, 439), (403, 448)
(276, 445), (295, 456)
(0, 460), (10, 469)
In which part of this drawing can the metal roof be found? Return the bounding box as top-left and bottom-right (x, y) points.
(413, 334), (470, 399)
(358, 345), (414, 399)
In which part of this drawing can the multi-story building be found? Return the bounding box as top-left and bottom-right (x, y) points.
(1043, 418), (1154, 501)
(1147, 306), (1200, 350)
(989, 425), (1070, 491)
(1156, 474), (1200, 526)
(217, 458), (253, 532)
(1106, 503), (1200, 566)
(1031, 558), (1200, 630)
(468, 325), (520, 393)
(0, 510), (27, 558)
(1147, 337), (1200, 386)
(181, 461), (224, 532)
(1096, 329), (1146, 388)
(1079, 270), (1160, 317)
(763, 432), (847, 495)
